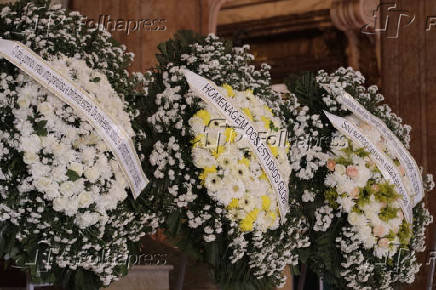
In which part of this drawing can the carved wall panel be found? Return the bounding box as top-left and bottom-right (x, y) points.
(70, 0), (211, 72)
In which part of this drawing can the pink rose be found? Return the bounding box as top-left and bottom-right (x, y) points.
(373, 225), (387, 237)
(346, 166), (359, 178)
(327, 159), (336, 171)
(378, 238), (390, 248)
(350, 187), (360, 198)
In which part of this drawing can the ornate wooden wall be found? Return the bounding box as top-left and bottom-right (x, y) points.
(217, 0), (380, 84)
(217, 0), (346, 83)
(70, 0), (212, 72)
(380, 0), (436, 288)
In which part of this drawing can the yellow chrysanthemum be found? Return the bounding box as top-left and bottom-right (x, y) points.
(245, 88), (254, 94)
(195, 110), (211, 126)
(199, 167), (217, 181)
(239, 208), (260, 231)
(191, 134), (204, 148)
(247, 208), (260, 221)
(261, 195), (271, 210)
(261, 116), (271, 130)
(222, 84), (235, 97)
(268, 211), (277, 222)
(264, 105), (272, 113)
(211, 145), (225, 158)
(268, 144), (279, 157)
(224, 127), (237, 143)
(260, 170), (268, 180)
(242, 108), (254, 121)
(228, 198), (239, 209)
(240, 218), (254, 232)
(285, 140), (290, 153)
(239, 157), (250, 168)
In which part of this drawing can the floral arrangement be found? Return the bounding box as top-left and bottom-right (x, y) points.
(0, 1), (158, 289)
(129, 31), (310, 289)
(188, 86), (292, 233)
(283, 68), (434, 289)
(325, 137), (411, 254)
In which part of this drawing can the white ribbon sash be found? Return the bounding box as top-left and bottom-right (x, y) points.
(336, 93), (423, 205)
(0, 39), (148, 198)
(324, 111), (413, 223)
(183, 70), (289, 220)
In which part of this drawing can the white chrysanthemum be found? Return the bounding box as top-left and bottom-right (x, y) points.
(192, 147), (215, 168)
(348, 212), (368, 226)
(7, 56), (136, 226)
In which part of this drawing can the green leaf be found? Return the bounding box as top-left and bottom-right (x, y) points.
(66, 169), (80, 181)
(269, 120), (279, 132)
(35, 120), (48, 136)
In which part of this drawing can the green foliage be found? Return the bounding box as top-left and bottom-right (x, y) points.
(66, 169), (81, 181)
(355, 147), (370, 158)
(374, 182), (400, 204)
(357, 184), (372, 207)
(285, 72), (323, 110)
(379, 207), (399, 222)
(398, 221), (412, 245)
(34, 120), (48, 136)
(324, 189), (339, 209)
(335, 155), (353, 167)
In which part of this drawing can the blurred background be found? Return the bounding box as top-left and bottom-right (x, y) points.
(0, 0), (435, 289)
